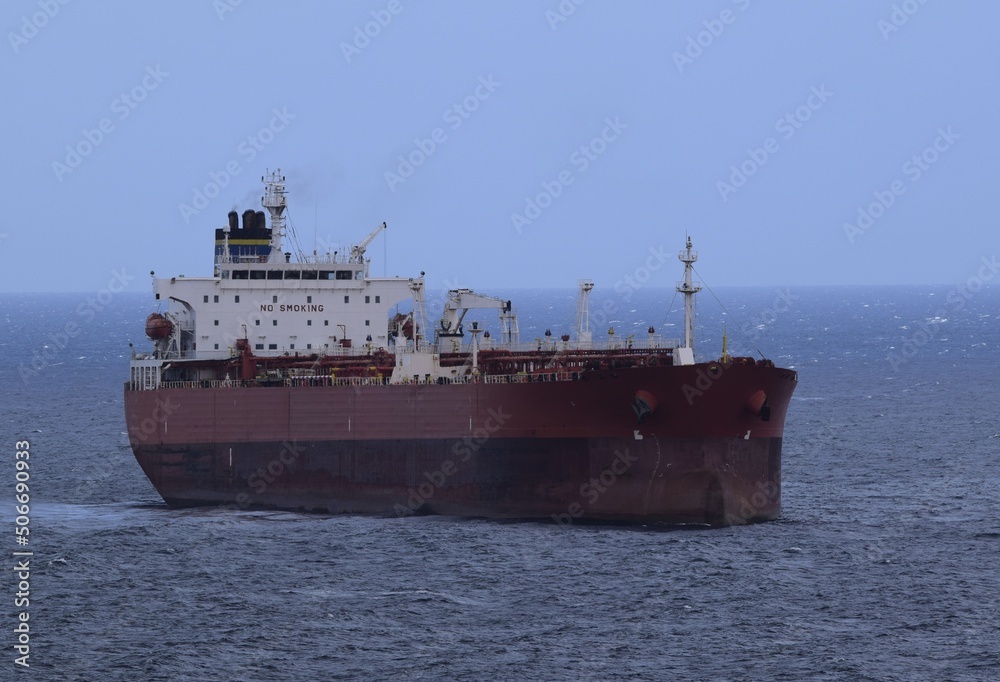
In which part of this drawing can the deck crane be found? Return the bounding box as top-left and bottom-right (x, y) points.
(349, 222), (386, 264)
(437, 289), (519, 346)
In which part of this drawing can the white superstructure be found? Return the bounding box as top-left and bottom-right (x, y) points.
(151, 170), (426, 361)
(132, 169), (695, 391)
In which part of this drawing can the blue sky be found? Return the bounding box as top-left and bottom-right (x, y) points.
(2, 0), (997, 293)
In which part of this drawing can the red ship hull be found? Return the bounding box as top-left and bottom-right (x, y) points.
(125, 362), (796, 525)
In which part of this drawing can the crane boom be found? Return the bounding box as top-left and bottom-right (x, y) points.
(437, 289), (519, 344)
(349, 222), (386, 263)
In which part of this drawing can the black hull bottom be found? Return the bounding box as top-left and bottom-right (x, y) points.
(133, 435), (783, 526)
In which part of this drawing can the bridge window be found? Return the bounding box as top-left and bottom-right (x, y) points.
(285, 270), (300, 280)
(302, 271), (317, 280)
(319, 271), (334, 280)
(232, 270), (249, 280)
(336, 270), (352, 280)
(250, 270), (266, 280)
(267, 270), (283, 280)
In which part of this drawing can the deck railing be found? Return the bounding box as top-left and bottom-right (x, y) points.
(145, 369), (596, 391)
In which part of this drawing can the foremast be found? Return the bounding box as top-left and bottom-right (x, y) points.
(675, 235), (701, 365)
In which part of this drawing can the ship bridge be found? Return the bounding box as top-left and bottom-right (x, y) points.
(148, 170), (425, 362)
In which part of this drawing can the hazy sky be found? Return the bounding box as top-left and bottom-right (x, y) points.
(3, 0), (997, 293)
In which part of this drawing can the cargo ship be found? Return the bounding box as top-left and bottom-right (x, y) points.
(125, 170), (797, 525)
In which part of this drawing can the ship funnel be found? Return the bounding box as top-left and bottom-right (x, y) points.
(242, 209), (256, 231)
(228, 210), (239, 232)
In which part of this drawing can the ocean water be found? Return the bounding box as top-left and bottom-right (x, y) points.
(1, 285), (998, 681)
